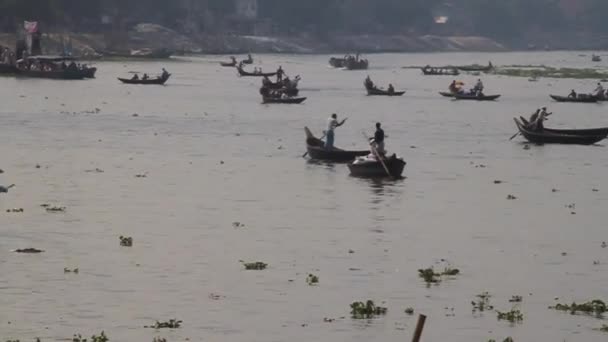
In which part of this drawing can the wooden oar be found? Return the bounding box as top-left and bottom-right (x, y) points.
(361, 132), (392, 178)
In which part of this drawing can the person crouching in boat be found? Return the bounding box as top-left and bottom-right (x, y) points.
(369, 122), (386, 157)
(324, 113), (346, 150)
(364, 75), (374, 90)
(568, 89), (577, 98)
(388, 84), (395, 94)
(131, 74), (139, 80)
(594, 82), (605, 99)
(161, 68), (169, 79)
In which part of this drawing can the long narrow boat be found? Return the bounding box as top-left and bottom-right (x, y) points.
(421, 68), (459, 76)
(366, 87), (405, 96)
(237, 66), (277, 77)
(329, 57), (346, 68)
(220, 61), (237, 67)
(260, 86), (299, 97)
(454, 93), (501, 101)
(549, 94), (598, 103)
(304, 127), (369, 162)
(513, 118), (608, 145)
(348, 154), (406, 178)
(262, 96), (306, 104)
(345, 59), (369, 70)
(118, 74), (170, 85)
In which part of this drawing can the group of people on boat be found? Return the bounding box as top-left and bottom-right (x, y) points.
(423, 65), (457, 74)
(131, 68), (169, 81)
(0, 46), (16, 65)
(364, 75), (395, 93)
(448, 79), (485, 96)
(566, 82), (608, 100)
(323, 113), (388, 158)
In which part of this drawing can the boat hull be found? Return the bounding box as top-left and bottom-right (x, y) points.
(118, 74), (170, 85)
(514, 118), (607, 145)
(348, 155), (406, 178)
(366, 88), (405, 96)
(550, 95), (598, 103)
(454, 94), (500, 101)
(263, 96), (306, 104)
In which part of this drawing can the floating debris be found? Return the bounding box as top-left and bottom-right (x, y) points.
(72, 331), (108, 342)
(64, 267), (79, 274)
(135, 173), (148, 178)
(523, 145), (530, 150)
(550, 299), (607, 317)
(488, 338), (514, 342)
(472, 292), (494, 313)
(119, 236), (133, 247)
(506, 194), (517, 200)
(85, 168), (104, 173)
(348, 249), (355, 254)
(46, 206), (66, 213)
(496, 308), (524, 323)
(552, 188), (559, 192)
(14, 248), (44, 253)
(509, 295), (523, 303)
(598, 324), (608, 332)
(323, 317), (335, 322)
(306, 274), (319, 285)
(418, 266), (460, 284)
(242, 261), (267, 270)
(145, 319), (182, 329)
(602, 242), (607, 248)
(350, 300), (387, 319)
(493, 180), (503, 184)
(404, 307), (414, 315)
(593, 188), (599, 192)
(152, 338), (167, 342)
(6, 208), (24, 213)
(232, 222), (245, 228)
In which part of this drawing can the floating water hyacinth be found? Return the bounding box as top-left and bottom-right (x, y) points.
(350, 300), (387, 319)
(496, 309), (523, 323)
(550, 299), (607, 317)
(119, 236), (133, 247)
(145, 319), (182, 329)
(306, 274), (319, 285)
(242, 261), (267, 270)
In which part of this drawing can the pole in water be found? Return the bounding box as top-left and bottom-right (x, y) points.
(411, 314), (426, 342)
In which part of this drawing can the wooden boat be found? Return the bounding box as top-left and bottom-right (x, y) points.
(260, 86), (299, 97)
(118, 73), (170, 85)
(421, 68), (459, 76)
(550, 94), (598, 103)
(17, 68), (87, 80)
(82, 67), (97, 78)
(262, 96), (307, 104)
(329, 57), (346, 68)
(592, 55), (601, 62)
(366, 87), (405, 96)
(348, 154), (406, 178)
(304, 127), (369, 162)
(16, 55), (89, 80)
(454, 93), (501, 101)
(514, 118), (608, 145)
(220, 61), (237, 67)
(345, 59), (369, 70)
(237, 66), (277, 77)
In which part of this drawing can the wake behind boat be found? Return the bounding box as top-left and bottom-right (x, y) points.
(304, 127), (369, 162)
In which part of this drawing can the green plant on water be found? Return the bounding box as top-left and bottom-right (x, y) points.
(405, 307), (414, 315)
(488, 338), (514, 342)
(509, 295), (522, 303)
(152, 338), (167, 342)
(598, 324), (608, 332)
(306, 273), (319, 285)
(491, 66), (608, 79)
(6, 340), (20, 342)
(418, 268), (441, 283)
(242, 261), (267, 270)
(472, 292), (494, 313)
(442, 267), (460, 276)
(119, 236), (133, 247)
(72, 332), (108, 342)
(350, 300), (387, 319)
(549, 299), (607, 317)
(496, 309), (523, 323)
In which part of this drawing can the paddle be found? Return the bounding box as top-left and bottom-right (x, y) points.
(302, 118), (348, 158)
(361, 131), (392, 178)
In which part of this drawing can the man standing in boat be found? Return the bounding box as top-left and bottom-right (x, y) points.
(324, 113), (346, 150)
(370, 122), (386, 156)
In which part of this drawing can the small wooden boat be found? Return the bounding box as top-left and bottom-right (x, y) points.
(345, 59), (369, 70)
(592, 55), (601, 62)
(220, 61), (237, 67)
(260, 86), (299, 97)
(550, 94), (598, 103)
(17, 68), (87, 80)
(237, 66), (277, 77)
(348, 154), (406, 178)
(118, 73), (170, 85)
(454, 93), (501, 101)
(262, 96), (307, 104)
(329, 57), (346, 68)
(366, 87), (405, 96)
(304, 127), (369, 162)
(514, 118), (608, 145)
(421, 68), (459, 76)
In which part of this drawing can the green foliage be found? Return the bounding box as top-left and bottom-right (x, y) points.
(306, 274), (319, 285)
(242, 261), (267, 270)
(497, 309), (524, 323)
(550, 299), (607, 317)
(145, 320), (182, 329)
(350, 300), (387, 319)
(472, 292), (494, 313)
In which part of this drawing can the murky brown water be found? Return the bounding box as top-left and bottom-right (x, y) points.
(1, 52), (608, 342)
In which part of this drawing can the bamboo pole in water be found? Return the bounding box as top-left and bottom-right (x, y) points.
(411, 314), (426, 342)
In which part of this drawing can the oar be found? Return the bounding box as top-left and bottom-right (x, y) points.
(361, 132), (392, 178)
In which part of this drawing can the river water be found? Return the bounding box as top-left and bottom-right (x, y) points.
(1, 52), (608, 342)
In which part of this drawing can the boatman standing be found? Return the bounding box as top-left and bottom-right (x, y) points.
(370, 122), (386, 156)
(324, 113), (346, 149)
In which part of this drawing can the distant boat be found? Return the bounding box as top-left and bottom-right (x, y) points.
(118, 73), (170, 85)
(592, 54), (601, 62)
